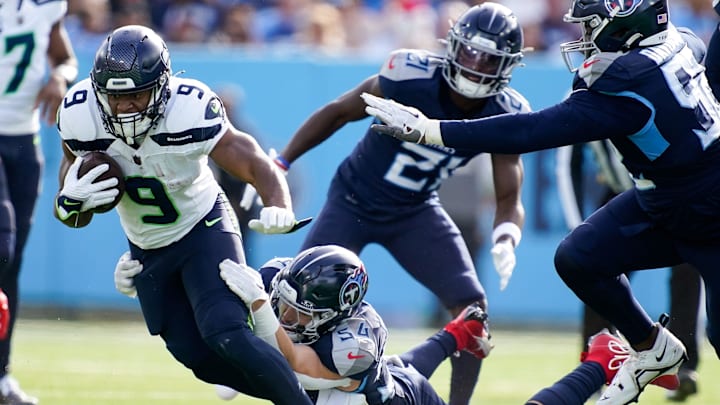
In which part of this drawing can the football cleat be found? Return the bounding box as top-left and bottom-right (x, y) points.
(581, 329), (679, 390)
(215, 384), (239, 401)
(444, 302), (493, 359)
(0, 376), (37, 405)
(665, 368), (698, 402)
(597, 324), (686, 405)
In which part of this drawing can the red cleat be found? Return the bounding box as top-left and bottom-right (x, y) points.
(580, 329), (680, 389)
(444, 302), (493, 359)
(0, 289), (9, 340)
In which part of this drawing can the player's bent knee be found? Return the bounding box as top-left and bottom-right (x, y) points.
(706, 323), (720, 359)
(0, 231), (15, 270)
(554, 240), (584, 282)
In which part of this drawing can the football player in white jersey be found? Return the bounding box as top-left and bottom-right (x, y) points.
(54, 25), (313, 405)
(0, 1), (77, 403)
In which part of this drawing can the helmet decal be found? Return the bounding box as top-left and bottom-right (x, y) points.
(339, 267), (367, 310)
(605, 0), (642, 16)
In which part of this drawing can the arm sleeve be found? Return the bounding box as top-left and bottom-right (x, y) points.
(439, 90), (652, 154)
(555, 145), (584, 230)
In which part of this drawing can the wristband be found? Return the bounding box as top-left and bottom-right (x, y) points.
(492, 222), (522, 247)
(53, 64), (79, 85)
(251, 300), (280, 350)
(56, 194), (83, 220)
(273, 155), (290, 171)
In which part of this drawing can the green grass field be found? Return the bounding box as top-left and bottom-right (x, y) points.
(9, 319), (718, 404)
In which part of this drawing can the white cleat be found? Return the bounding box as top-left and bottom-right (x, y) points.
(215, 384), (239, 401)
(597, 324), (687, 405)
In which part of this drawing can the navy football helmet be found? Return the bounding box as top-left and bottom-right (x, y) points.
(560, 0), (669, 71)
(442, 2), (524, 98)
(270, 245), (369, 344)
(91, 25), (171, 145)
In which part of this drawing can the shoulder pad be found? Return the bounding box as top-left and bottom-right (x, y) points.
(380, 49), (444, 82)
(330, 318), (378, 377)
(495, 87), (531, 114)
(30, 0), (66, 22)
(58, 79), (112, 145)
(677, 27), (706, 64)
(163, 77), (228, 134)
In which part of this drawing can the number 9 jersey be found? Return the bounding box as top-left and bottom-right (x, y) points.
(57, 76), (230, 249)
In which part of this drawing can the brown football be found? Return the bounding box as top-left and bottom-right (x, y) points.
(77, 151), (126, 213)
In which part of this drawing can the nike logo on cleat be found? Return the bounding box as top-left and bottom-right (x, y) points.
(655, 345), (667, 362)
(347, 352), (365, 360)
(205, 217), (222, 227)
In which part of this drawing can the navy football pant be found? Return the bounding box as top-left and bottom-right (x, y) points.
(303, 182), (485, 405)
(555, 190), (719, 358)
(130, 197), (311, 405)
(302, 188), (485, 310)
(0, 134), (42, 376)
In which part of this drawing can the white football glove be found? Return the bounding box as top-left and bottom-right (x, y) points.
(219, 259), (268, 306)
(238, 148), (289, 211)
(59, 156), (119, 213)
(248, 206), (296, 234)
(114, 251), (143, 298)
(491, 240), (516, 291)
(361, 92), (442, 145)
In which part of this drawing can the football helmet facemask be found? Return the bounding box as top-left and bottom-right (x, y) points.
(91, 25), (171, 145)
(442, 2), (524, 99)
(270, 245), (369, 344)
(560, 0), (669, 72)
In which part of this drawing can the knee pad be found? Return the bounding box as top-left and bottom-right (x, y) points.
(0, 231), (14, 272)
(165, 337), (213, 370)
(554, 239), (585, 283)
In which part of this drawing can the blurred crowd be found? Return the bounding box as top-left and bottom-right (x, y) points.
(68, 0), (719, 59)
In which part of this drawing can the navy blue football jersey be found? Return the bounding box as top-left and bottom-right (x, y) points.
(335, 49), (530, 213)
(440, 26), (720, 189)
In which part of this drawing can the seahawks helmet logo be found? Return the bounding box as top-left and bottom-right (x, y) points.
(605, 0), (642, 16)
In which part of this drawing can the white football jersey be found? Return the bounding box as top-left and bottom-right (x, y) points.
(0, 0), (66, 134)
(57, 76), (229, 249)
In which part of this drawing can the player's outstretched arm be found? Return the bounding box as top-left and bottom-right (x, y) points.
(280, 76), (382, 165)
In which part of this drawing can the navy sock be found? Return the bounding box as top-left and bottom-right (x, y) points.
(399, 330), (456, 378)
(525, 362), (605, 405)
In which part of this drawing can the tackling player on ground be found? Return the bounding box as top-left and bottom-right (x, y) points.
(206, 245), (679, 405)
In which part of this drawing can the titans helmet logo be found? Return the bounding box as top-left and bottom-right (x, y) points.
(339, 268), (367, 310)
(604, 0), (642, 16)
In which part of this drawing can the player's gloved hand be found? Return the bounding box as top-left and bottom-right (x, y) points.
(219, 259), (268, 306)
(248, 206), (297, 234)
(57, 156), (119, 215)
(491, 240), (516, 291)
(361, 92), (442, 145)
(114, 251), (143, 298)
(238, 148), (290, 211)
(0, 289), (10, 340)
